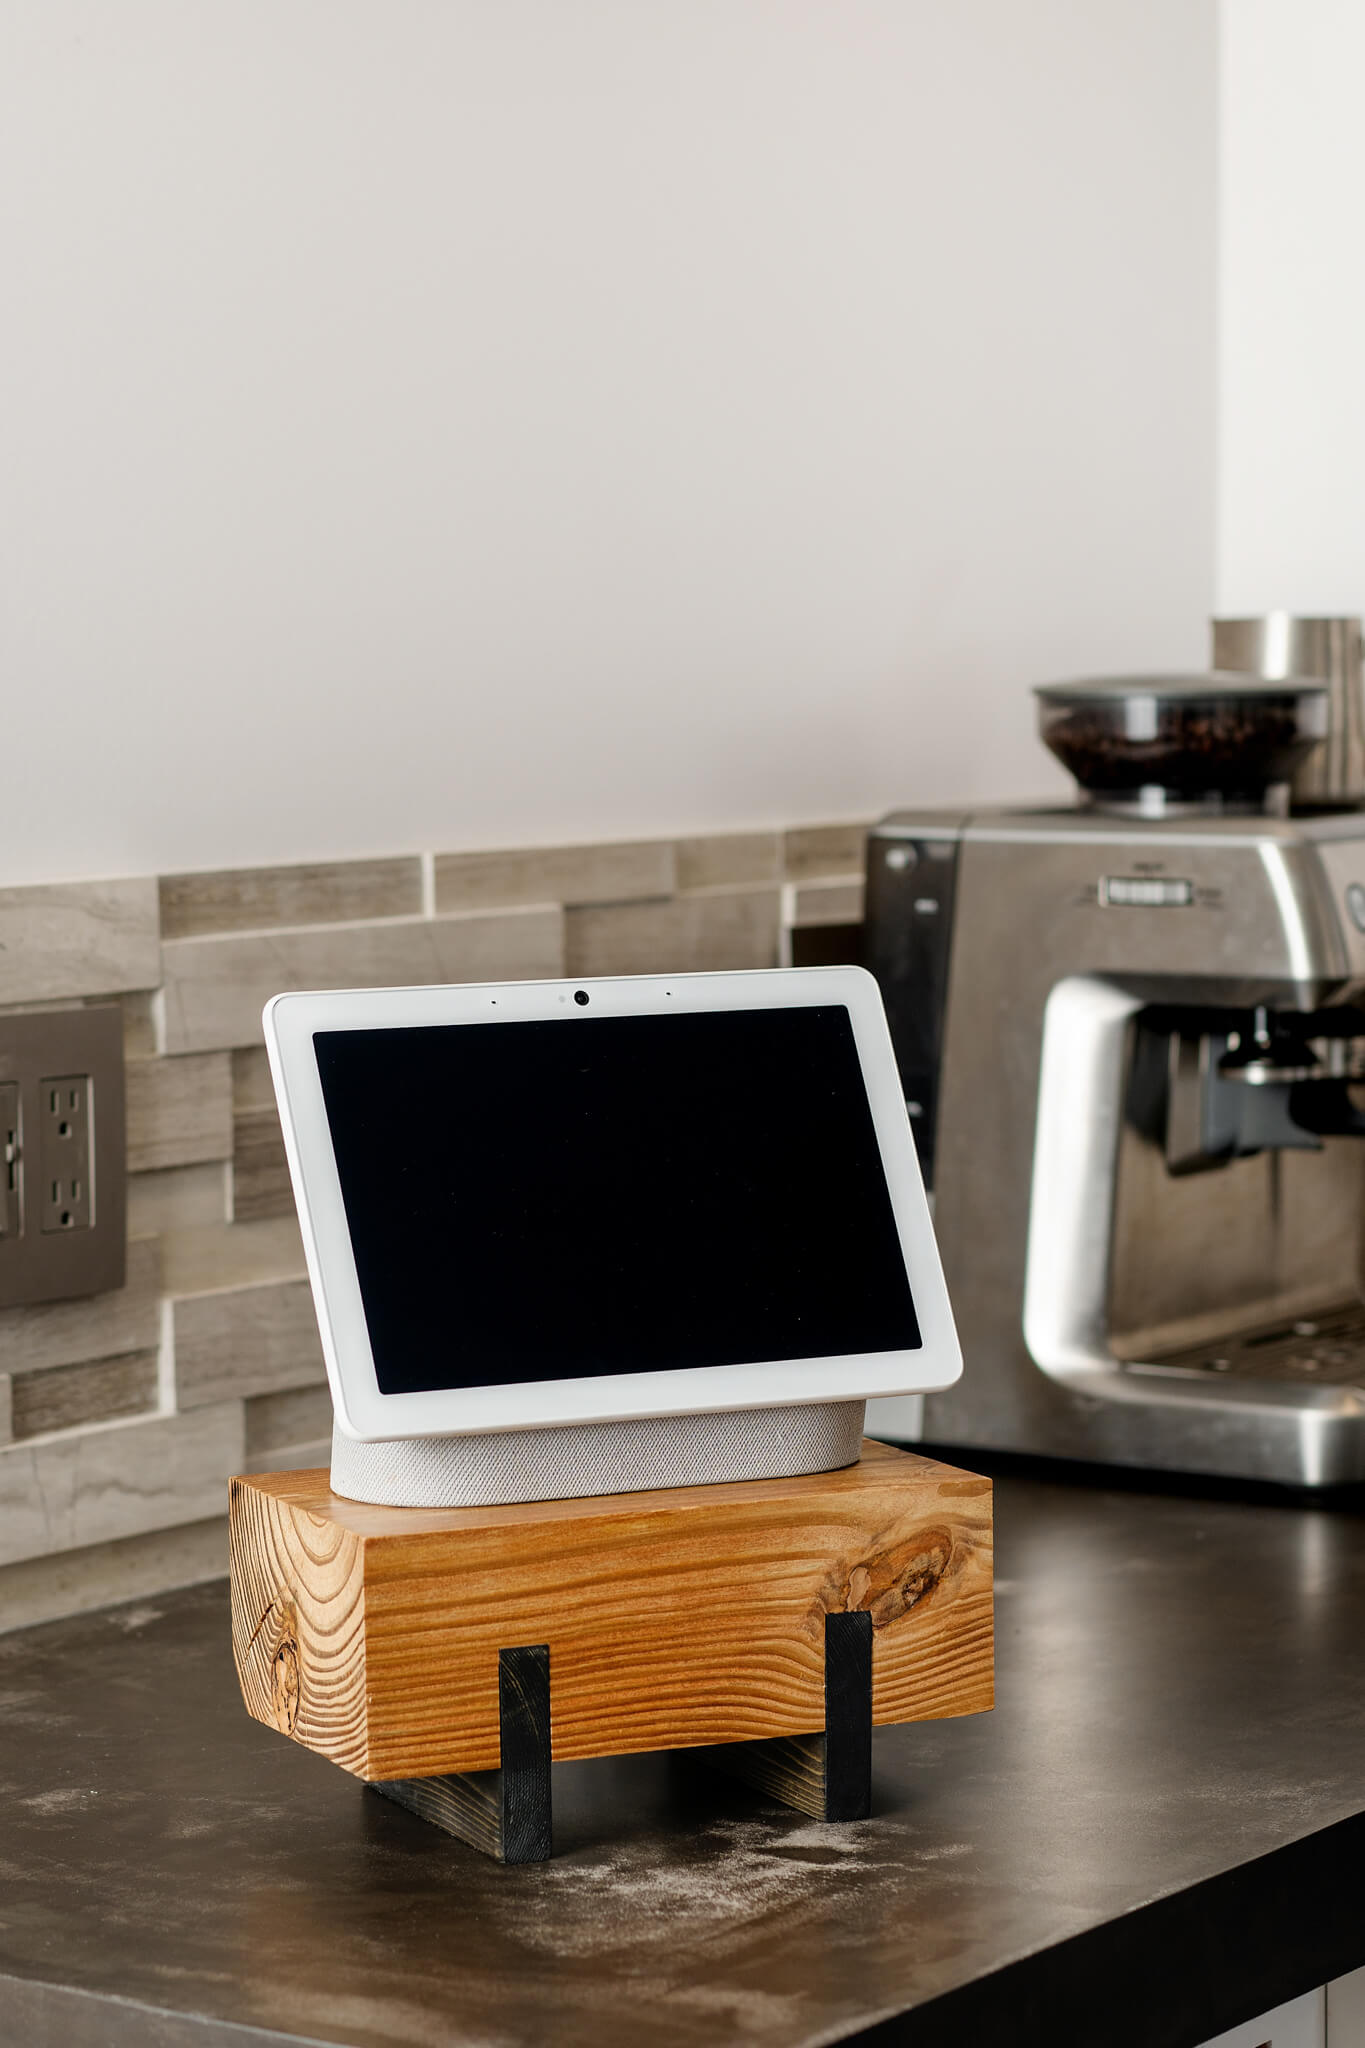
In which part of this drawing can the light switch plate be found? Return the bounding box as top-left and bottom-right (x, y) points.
(0, 1006), (125, 1308)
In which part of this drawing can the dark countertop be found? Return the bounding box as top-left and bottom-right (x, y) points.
(2, 1461), (1365, 2048)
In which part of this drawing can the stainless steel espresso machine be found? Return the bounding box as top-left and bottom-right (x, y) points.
(866, 668), (1365, 1485)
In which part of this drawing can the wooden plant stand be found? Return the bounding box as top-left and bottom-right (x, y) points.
(229, 1439), (993, 1864)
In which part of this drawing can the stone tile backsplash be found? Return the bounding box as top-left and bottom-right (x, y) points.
(172, 1279), (323, 1412)
(159, 905), (565, 1053)
(0, 878), (161, 1003)
(10, 1350), (160, 1440)
(125, 1051), (234, 1172)
(0, 1402), (243, 1570)
(0, 821), (867, 1627)
(159, 856), (424, 941)
(433, 837), (675, 912)
(563, 887), (781, 978)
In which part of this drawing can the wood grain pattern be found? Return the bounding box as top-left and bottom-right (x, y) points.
(229, 1472), (368, 1773)
(230, 1441), (993, 1782)
(371, 1644), (553, 1862)
(371, 1767), (504, 1856)
(707, 1729), (828, 1818)
(706, 1610), (872, 1821)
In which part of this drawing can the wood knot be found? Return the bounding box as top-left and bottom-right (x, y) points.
(840, 1526), (953, 1629)
(271, 1633), (301, 1734)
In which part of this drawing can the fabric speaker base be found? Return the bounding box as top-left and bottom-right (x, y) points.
(330, 1401), (867, 1508)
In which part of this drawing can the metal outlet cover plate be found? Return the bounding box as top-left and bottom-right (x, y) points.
(0, 1005), (126, 1309)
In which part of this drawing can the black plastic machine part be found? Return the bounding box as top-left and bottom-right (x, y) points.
(863, 823), (962, 1191)
(1127, 1003), (1365, 1170)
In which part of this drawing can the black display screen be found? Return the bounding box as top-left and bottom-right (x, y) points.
(313, 1005), (920, 1395)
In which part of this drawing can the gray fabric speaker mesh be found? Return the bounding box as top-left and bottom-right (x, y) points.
(330, 1401), (867, 1508)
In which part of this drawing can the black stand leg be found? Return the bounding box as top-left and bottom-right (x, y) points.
(370, 1644), (552, 1863)
(496, 1643), (553, 1861)
(821, 1608), (874, 1820)
(371, 1616), (872, 1855)
(704, 1610), (874, 1822)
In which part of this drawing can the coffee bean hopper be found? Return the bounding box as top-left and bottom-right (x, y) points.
(1034, 672), (1329, 818)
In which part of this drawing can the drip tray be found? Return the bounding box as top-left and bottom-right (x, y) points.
(1133, 1301), (1365, 1388)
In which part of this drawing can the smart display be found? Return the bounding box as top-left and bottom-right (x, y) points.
(264, 966), (961, 1451)
(312, 1006), (921, 1398)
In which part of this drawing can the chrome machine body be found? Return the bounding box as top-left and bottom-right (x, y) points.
(866, 805), (1365, 1485)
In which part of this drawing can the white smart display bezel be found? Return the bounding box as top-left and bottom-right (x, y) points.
(264, 966), (962, 1442)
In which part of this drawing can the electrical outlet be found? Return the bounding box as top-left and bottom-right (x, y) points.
(0, 1083), (19, 1239)
(0, 1007), (124, 1307)
(41, 1076), (93, 1232)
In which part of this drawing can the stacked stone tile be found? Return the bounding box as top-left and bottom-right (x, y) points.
(0, 825), (865, 1629)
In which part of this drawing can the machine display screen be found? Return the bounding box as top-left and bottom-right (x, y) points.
(313, 1006), (921, 1395)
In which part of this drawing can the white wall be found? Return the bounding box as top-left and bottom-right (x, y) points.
(3, 1), (1216, 885)
(1219, 0), (1365, 613)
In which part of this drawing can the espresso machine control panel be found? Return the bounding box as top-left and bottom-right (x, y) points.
(1099, 875), (1195, 908)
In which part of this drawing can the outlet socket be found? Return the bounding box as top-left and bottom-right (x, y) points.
(0, 1007), (125, 1307)
(41, 1076), (93, 1233)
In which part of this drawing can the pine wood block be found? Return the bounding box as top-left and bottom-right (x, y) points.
(228, 1439), (993, 1782)
(370, 1644), (553, 1862)
(707, 1608), (874, 1821)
